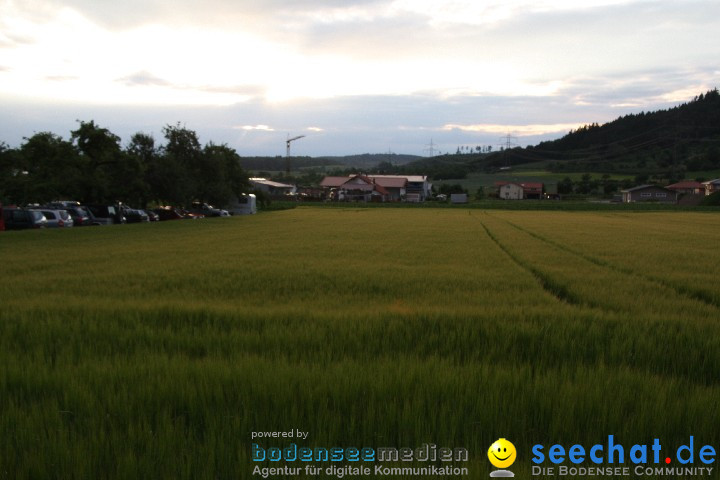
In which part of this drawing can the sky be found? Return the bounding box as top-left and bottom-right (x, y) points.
(0, 0), (718, 157)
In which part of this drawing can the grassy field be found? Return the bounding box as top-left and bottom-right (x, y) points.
(1, 208), (720, 479)
(435, 168), (720, 194)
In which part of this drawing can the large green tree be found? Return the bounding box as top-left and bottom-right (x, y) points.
(1, 121), (249, 208)
(199, 143), (249, 206)
(157, 123), (202, 206)
(17, 132), (82, 204)
(71, 120), (123, 203)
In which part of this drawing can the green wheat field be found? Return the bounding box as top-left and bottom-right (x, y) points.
(1, 207), (719, 479)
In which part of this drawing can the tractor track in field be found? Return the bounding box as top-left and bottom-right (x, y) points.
(479, 220), (584, 307)
(494, 216), (720, 311)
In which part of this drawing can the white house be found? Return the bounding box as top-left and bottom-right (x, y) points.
(702, 179), (720, 196)
(499, 183), (524, 200)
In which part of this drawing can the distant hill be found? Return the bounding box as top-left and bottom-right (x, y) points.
(316, 153), (422, 168)
(239, 156), (338, 171)
(401, 89), (720, 180)
(240, 153), (422, 172)
(524, 88), (720, 174)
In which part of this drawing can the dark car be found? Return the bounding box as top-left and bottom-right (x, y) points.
(178, 209), (205, 220)
(86, 205), (126, 225)
(153, 208), (185, 221)
(50, 204), (91, 226)
(68, 206), (93, 226)
(145, 210), (160, 222)
(188, 202), (229, 217)
(2, 207), (47, 230)
(123, 208), (149, 223)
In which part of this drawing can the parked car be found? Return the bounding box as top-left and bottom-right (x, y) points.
(153, 208), (185, 221)
(2, 207), (47, 230)
(49, 202), (92, 226)
(123, 208), (149, 223)
(86, 205), (126, 225)
(31, 208), (74, 228)
(179, 209), (205, 219)
(188, 202), (229, 217)
(145, 210), (160, 222)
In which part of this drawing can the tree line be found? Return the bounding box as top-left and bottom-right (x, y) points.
(0, 121), (249, 208)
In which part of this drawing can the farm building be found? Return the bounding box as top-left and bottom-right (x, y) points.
(249, 178), (296, 197)
(495, 181), (544, 200)
(702, 179), (720, 196)
(498, 183), (524, 200)
(666, 181), (703, 195)
(319, 175), (391, 202)
(621, 185), (677, 203)
(368, 175), (432, 201)
(319, 174), (432, 202)
(368, 177), (407, 201)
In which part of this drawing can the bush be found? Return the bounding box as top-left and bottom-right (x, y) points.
(700, 191), (720, 206)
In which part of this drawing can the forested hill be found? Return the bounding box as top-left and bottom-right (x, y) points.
(240, 153), (421, 172)
(397, 89), (720, 179)
(497, 89), (720, 173)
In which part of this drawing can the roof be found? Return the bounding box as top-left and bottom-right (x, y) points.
(666, 181), (702, 190)
(321, 174), (423, 189)
(497, 181), (542, 191)
(249, 178), (295, 189)
(367, 174), (427, 183)
(373, 184), (390, 195)
(372, 177), (408, 188)
(702, 178), (720, 185)
(622, 184), (674, 193)
(319, 176), (350, 187)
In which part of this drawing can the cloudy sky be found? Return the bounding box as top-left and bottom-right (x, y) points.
(1, 0), (718, 156)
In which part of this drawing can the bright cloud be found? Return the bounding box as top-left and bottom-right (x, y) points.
(237, 125), (275, 131)
(0, 0), (717, 154)
(443, 123), (583, 136)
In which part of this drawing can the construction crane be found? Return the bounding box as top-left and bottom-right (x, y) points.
(285, 134), (306, 174)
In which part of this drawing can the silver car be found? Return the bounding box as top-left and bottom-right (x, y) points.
(31, 209), (74, 228)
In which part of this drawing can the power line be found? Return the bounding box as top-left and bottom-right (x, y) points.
(498, 133), (519, 151)
(424, 139), (438, 157)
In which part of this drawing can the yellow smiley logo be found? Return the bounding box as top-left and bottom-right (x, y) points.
(488, 438), (516, 469)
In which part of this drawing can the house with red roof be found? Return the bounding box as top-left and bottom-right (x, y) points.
(319, 175), (391, 202)
(494, 181), (545, 200)
(319, 174), (431, 202)
(621, 185), (677, 203)
(666, 181), (703, 195)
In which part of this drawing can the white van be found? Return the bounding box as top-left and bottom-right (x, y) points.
(227, 194), (257, 215)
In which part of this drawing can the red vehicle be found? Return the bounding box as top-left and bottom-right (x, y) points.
(153, 208), (185, 221)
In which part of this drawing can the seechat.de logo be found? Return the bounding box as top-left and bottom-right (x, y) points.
(488, 438), (516, 477)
